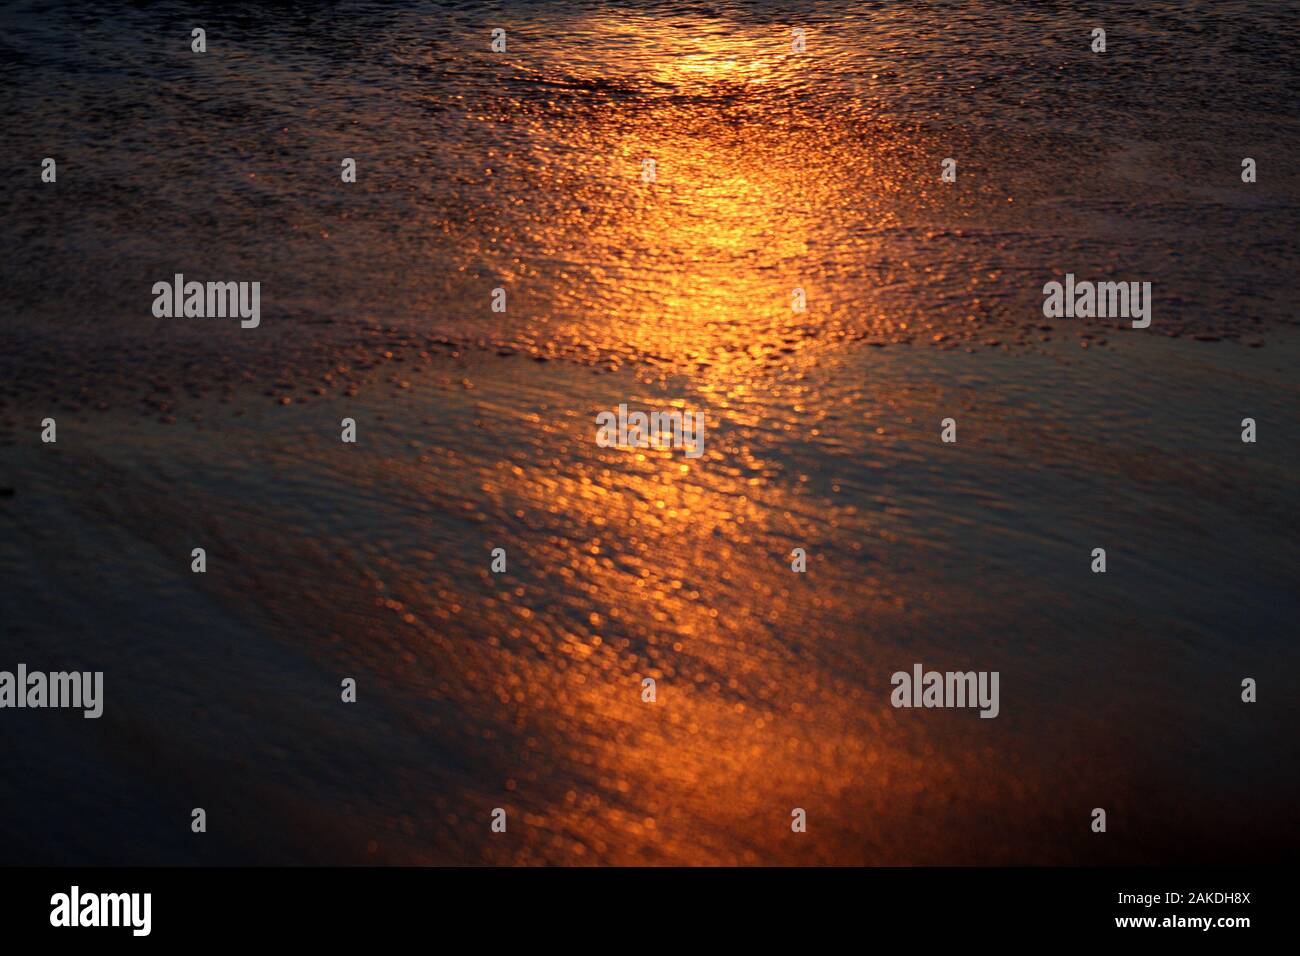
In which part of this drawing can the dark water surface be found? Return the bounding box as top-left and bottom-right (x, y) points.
(1, 1), (1298, 864)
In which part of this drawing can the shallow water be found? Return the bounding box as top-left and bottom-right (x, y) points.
(3, 331), (1297, 864)
(1, 1), (1298, 864)
(2, 0), (1296, 363)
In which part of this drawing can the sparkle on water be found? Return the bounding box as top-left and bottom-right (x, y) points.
(1, 1), (1297, 864)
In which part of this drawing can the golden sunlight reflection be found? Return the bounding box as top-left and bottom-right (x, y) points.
(299, 363), (1077, 865)
(380, 16), (969, 862)
(480, 11), (927, 381)
(7, 0), (1293, 870)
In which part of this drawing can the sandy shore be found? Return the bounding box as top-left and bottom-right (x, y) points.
(2, 0), (1297, 866)
(2, 326), (1296, 865)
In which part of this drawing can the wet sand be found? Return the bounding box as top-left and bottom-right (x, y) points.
(2, 326), (1297, 865)
(1, 0), (1298, 864)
